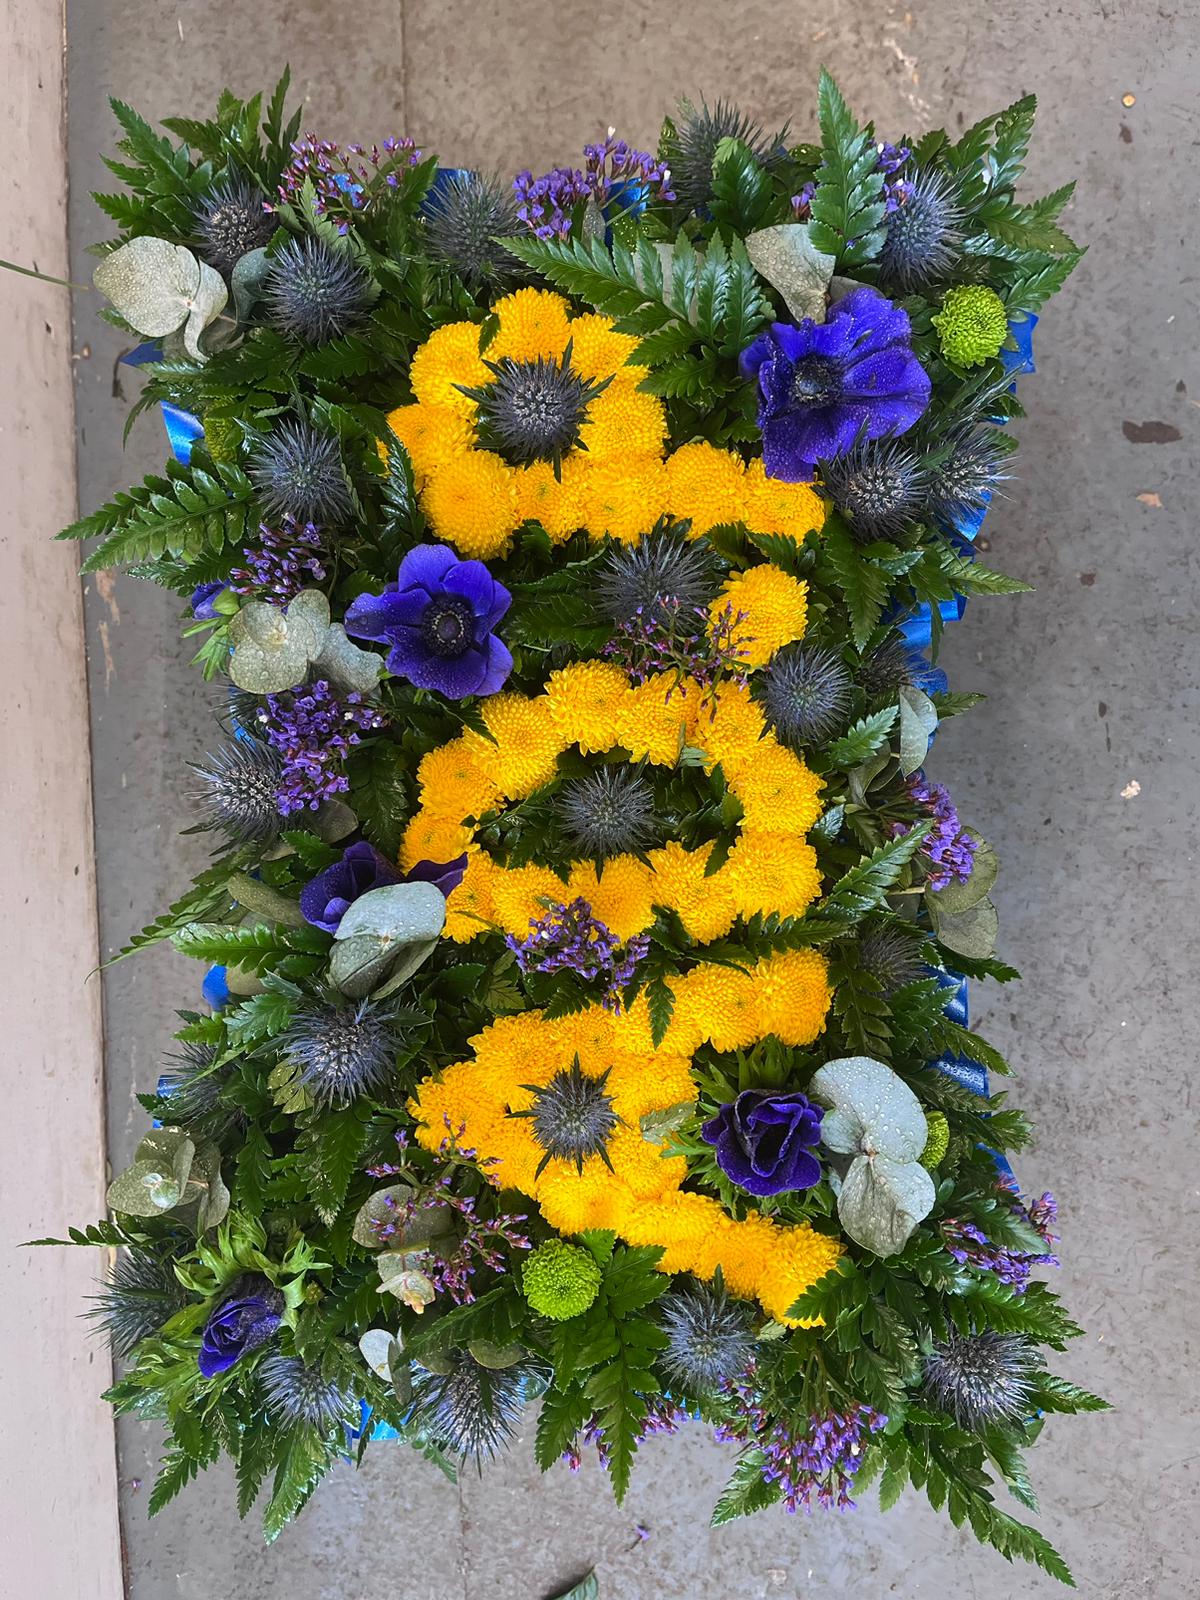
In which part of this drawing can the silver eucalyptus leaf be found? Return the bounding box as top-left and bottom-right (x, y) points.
(313, 623), (383, 695)
(230, 246), (271, 324)
(809, 1055), (928, 1162)
(898, 685), (939, 776)
(334, 882), (447, 946)
(93, 237), (200, 338)
(837, 1151), (936, 1256)
(358, 1327), (399, 1379)
(182, 259), (229, 361)
(745, 223), (837, 323)
(929, 895), (999, 959)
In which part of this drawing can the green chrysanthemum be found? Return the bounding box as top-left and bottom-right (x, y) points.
(932, 285), (1009, 368)
(521, 1239), (602, 1321)
(921, 1110), (950, 1169)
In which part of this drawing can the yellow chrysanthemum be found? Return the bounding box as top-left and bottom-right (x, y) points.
(753, 949), (833, 1047)
(418, 738), (502, 824)
(615, 675), (695, 766)
(487, 862), (567, 937)
(664, 441), (746, 534)
(722, 833), (823, 921)
(567, 856), (656, 941)
(487, 288), (574, 363)
(465, 694), (566, 799)
(645, 840), (737, 943)
(385, 403), (473, 486)
(584, 454), (668, 545)
(409, 321), (490, 415)
(422, 451), (518, 559)
(565, 313), (642, 382)
(715, 563), (809, 668)
(743, 458), (828, 543)
(399, 813), (474, 873)
(443, 851), (497, 942)
(674, 964), (761, 1052)
(513, 454), (590, 541)
(732, 743), (824, 835)
(757, 1225), (844, 1325)
(545, 660), (631, 754)
(584, 377), (669, 460)
(691, 680), (768, 778)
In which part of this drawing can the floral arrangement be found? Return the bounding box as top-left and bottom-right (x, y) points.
(48, 72), (1105, 1581)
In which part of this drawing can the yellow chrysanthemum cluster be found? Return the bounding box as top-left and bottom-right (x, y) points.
(399, 661), (825, 944)
(387, 289), (826, 557)
(409, 994), (839, 1323)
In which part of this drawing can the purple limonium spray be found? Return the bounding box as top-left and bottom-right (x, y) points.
(506, 897), (649, 1013)
(230, 517), (326, 603)
(894, 775), (978, 891)
(563, 1395), (689, 1472)
(274, 133), (421, 230)
(602, 598), (753, 718)
(716, 1370), (887, 1513)
(513, 132), (673, 240)
(257, 679), (385, 815)
(940, 1182), (1060, 1294)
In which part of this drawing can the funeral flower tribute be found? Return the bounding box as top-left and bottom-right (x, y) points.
(45, 72), (1105, 1580)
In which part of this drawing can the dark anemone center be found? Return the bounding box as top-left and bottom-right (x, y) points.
(790, 354), (843, 408)
(421, 595), (475, 658)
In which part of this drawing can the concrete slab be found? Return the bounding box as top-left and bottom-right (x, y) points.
(68, 1), (1199, 1595)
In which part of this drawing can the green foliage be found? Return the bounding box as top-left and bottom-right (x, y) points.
(807, 70), (887, 265)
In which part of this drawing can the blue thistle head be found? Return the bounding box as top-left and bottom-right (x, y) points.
(157, 1039), (242, 1139)
(410, 1350), (538, 1464)
(460, 343), (608, 473)
(925, 430), (1011, 527)
(558, 765), (656, 859)
(820, 436), (929, 544)
(879, 166), (965, 291)
(659, 1279), (754, 1395)
(668, 98), (783, 214)
(856, 633), (915, 702)
(249, 421), (351, 524)
(265, 236), (372, 346)
(763, 644), (852, 749)
(189, 738), (284, 846)
(424, 171), (522, 288)
(259, 1354), (357, 1430)
(279, 994), (399, 1107)
(923, 1331), (1040, 1431)
(596, 523), (717, 623)
(86, 1248), (187, 1358)
(511, 1057), (620, 1177)
(856, 919), (926, 996)
(194, 179), (276, 274)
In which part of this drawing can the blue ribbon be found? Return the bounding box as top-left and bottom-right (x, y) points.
(122, 343), (205, 464)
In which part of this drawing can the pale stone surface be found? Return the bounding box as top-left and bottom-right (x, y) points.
(67, 1), (1199, 1595)
(0, 3), (122, 1596)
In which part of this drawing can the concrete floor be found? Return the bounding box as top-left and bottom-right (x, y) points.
(68, 2), (1199, 1596)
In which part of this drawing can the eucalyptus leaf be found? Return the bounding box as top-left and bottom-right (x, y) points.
(182, 260), (229, 360)
(93, 237), (202, 338)
(227, 589), (331, 693)
(189, 1142), (230, 1231)
(837, 1151), (936, 1256)
(369, 936), (440, 1000)
(313, 623), (384, 695)
(353, 1185), (458, 1251)
(377, 1253), (436, 1311)
(310, 798), (358, 843)
(467, 1339), (527, 1369)
(930, 895), (999, 959)
(358, 1327), (399, 1380)
(106, 1126), (195, 1217)
(227, 871), (308, 928)
(926, 830), (998, 915)
(810, 1056), (928, 1162)
(334, 882), (447, 945)
(745, 223), (836, 322)
(231, 246), (271, 324)
(898, 685), (939, 776)
(328, 934), (400, 999)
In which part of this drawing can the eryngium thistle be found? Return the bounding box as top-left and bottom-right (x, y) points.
(763, 644), (852, 748)
(925, 430), (1011, 527)
(512, 1059), (620, 1177)
(249, 421), (352, 524)
(878, 166), (965, 291)
(856, 920), (926, 996)
(410, 1350), (535, 1464)
(923, 1331), (1040, 1431)
(558, 765), (656, 858)
(259, 1354), (357, 1430)
(279, 996), (398, 1107)
(86, 1248), (187, 1358)
(596, 523), (716, 623)
(669, 98), (782, 214)
(856, 633), (915, 701)
(157, 1040), (241, 1139)
(264, 236), (372, 346)
(819, 437), (929, 543)
(194, 179), (276, 274)
(460, 345), (608, 471)
(189, 738), (284, 845)
(660, 1281), (754, 1394)
(424, 171), (522, 288)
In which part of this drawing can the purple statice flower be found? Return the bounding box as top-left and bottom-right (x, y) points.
(701, 1090), (824, 1197)
(367, 1181), (530, 1307)
(258, 679), (386, 815)
(191, 581), (228, 620)
(716, 1370), (886, 1513)
(790, 181), (817, 220)
(197, 1277), (283, 1378)
(563, 1395), (689, 1472)
(274, 132), (421, 231)
(513, 132), (673, 240)
(230, 517), (327, 603)
(897, 775), (977, 891)
(740, 287), (931, 483)
(876, 141), (912, 176)
(344, 543), (512, 700)
(602, 597), (753, 718)
(506, 897), (648, 1013)
(940, 1183), (1060, 1294)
